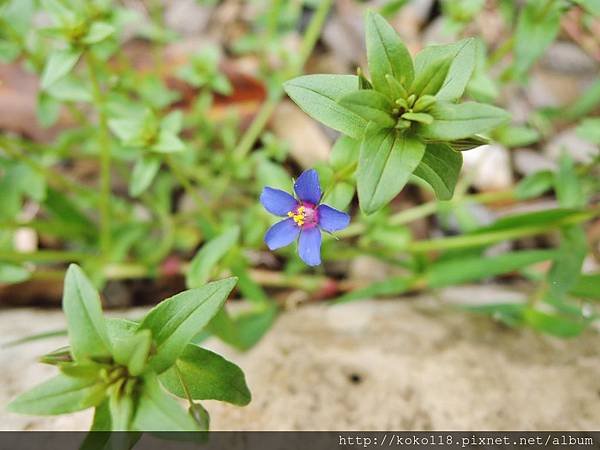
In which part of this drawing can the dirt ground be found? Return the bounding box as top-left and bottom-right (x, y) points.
(2, 285), (599, 431)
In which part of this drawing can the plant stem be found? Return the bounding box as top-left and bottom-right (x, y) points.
(232, 0), (333, 160)
(406, 210), (596, 253)
(0, 250), (89, 263)
(338, 189), (516, 238)
(86, 51), (112, 258)
(174, 365), (195, 406)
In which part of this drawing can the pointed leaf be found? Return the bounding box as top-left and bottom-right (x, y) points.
(413, 143), (462, 200)
(419, 101), (510, 140)
(8, 374), (105, 415)
(112, 329), (152, 376)
(338, 90), (395, 127)
(283, 75), (367, 139)
(63, 264), (111, 361)
(426, 249), (557, 287)
(81, 22), (115, 45)
(159, 344), (251, 406)
(358, 130), (425, 214)
(132, 374), (200, 431)
(138, 278), (237, 373)
(129, 157), (160, 197)
(412, 38), (476, 100)
(365, 11), (414, 97)
(570, 274), (600, 300)
(41, 48), (82, 89)
(186, 226), (240, 289)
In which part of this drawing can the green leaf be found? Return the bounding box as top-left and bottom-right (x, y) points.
(283, 75), (367, 139)
(138, 278), (237, 373)
(129, 156), (160, 197)
(555, 153), (584, 208)
(523, 309), (587, 338)
(205, 305), (277, 351)
(81, 22), (115, 45)
(62, 264), (111, 361)
(338, 90), (395, 127)
(494, 124), (540, 148)
(41, 0), (76, 25)
(132, 373), (200, 431)
(576, 118), (600, 144)
(151, 131), (185, 153)
(90, 400), (111, 431)
(411, 38), (476, 100)
(160, 344), (251, 406)
(515, 170), (554, 200)
(513, 0), (561, 78)
(547, 225), (587, 299)
(357, 130), (425, 214)
(365, 11), (414, 97)
(426, 249), (556, 287)
(401, 112), (433, 124)
(0, 263), (31, 283)
(41, 48), (82, 90)
(413, 143), (462, 200)
(37, 92), (61, 128)
(161, 110), (184, 134)
(46, 76), (92, 102)
(569, 274), (600, 300)
(463, 303), (525, 328)
(419, 101), (510, 140)
(186, 226), (240, 289)
(474, 208), (591, 234)
(112, 330), (152, 376)
(444, 135), (489, 151)
(323, 181), (355, 210)
(109, 383), (135, 431)
(107, 117), (144, 143)
(7, 373), (105, 415)
(330, 136), (360, 170)
(81, 401), (142, 449)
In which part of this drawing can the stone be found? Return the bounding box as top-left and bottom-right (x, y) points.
(462, 144), (514, 191)
(3, 287), (600, 431)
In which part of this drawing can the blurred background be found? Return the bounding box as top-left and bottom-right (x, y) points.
(1, 0), (599, 430)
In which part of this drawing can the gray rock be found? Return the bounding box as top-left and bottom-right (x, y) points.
(3, 290), (600, 430)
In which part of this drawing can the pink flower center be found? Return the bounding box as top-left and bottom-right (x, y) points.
(287, 202), (319, 229)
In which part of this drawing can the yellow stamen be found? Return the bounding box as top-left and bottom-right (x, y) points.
(287, 206), (306, 227)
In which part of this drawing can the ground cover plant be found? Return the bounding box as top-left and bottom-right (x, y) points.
(1, 0), (599, 436)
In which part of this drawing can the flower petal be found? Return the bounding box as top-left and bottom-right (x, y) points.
(298, 227), (322, 266)
(294, 169), (321, 204)
(264, 218), (300, 250)
(260, 187), (298, 216)
(318, 204), (350, 233)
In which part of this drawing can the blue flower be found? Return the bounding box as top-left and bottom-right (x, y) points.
(260, 169), (350, 266)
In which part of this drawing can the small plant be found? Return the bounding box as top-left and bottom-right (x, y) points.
(284, 11), (510, 214)
(8, 265), (250, 433)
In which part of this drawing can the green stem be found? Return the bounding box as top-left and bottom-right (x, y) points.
(0, 250), (89, 263)
(232, 0), (333, 160)
(85, 51), (112, 258)
(406, 210), (596, 253)
(488, 36), (514, 68)
(338, 189), (516, 239)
